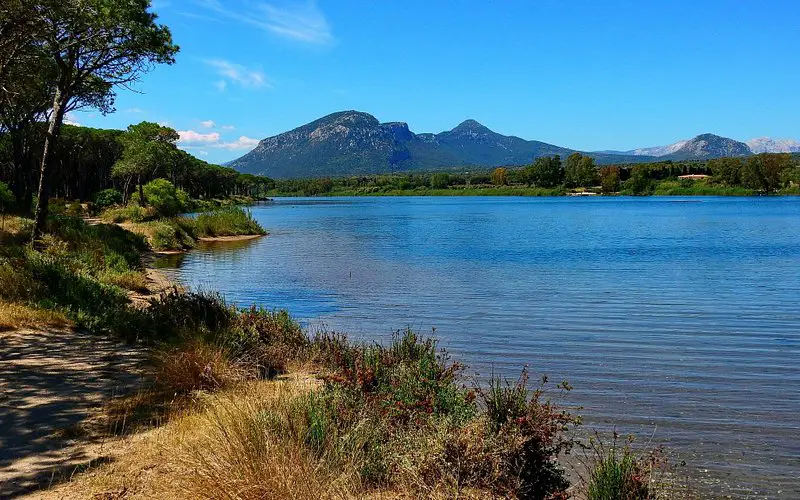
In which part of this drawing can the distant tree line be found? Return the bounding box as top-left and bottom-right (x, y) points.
(270, 152), (800, 196)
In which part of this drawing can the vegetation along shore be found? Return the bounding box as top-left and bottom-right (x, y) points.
(267, 152), (800, 198)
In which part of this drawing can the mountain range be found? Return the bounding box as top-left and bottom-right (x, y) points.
(228, 111), (793, 179)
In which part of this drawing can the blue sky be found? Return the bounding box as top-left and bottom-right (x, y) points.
(72, 0), (800, 164)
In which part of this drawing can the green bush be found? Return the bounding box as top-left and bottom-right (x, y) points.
(143, 178), (189, 217)
(93, 188), (123, 208)
(586, 436), (661, 500)
(193, 207), (266, 238)
(145, 219), (195, 251)
(101, 204), (155, 223)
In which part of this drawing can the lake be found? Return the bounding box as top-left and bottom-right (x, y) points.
(160, 196), (800, 498)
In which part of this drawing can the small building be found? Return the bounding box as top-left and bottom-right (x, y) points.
(678, 174), (710, 180)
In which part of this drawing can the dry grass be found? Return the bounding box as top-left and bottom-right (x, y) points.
(0, 301), (72, 331)
(154, 341), (256, 394)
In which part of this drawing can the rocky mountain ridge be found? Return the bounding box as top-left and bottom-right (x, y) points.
(227, 110), (794, 179)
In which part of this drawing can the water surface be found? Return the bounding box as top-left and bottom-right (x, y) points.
(162, 196), (800, 497)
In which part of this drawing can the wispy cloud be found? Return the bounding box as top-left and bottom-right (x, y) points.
(64, 113), (81, 126)
(221, 125), (236, 131)
(200, 120), (216, 128)
(205, 59), (270, 89)
(126, 107), (145, 114)
(198, 0), (334, 45)
(178, 130), (221, 145)
(178, 129), (259, 151)
(215, 136), (260, 150)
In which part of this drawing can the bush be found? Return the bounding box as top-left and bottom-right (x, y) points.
(155, 341), (252, 393)
(93, 188), (123, 208)
(145, 219), (195, 251)
(143, 179), (189, 217)
(193, 207), (266, 238)
(585, 434), (666, 500)
(101, 204), (156, 223)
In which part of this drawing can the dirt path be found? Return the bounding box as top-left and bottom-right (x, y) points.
(0, 328), (149, 497)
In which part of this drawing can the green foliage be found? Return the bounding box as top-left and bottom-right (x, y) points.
(0, 181), (14, 229)
(429, 173), (451, 189)
(526, 155), (564, 188)
(144, 219), (195, 251)
(100, 204), (155, 223)
(193, 207), (266, 238)
(143, 178), (189, 216)
(622, 166), (653, 195)
(565, 153), (599, 188)
(586, 435), (665, 500)
(93, 188), (123, 208)
(599, 166), (621, 194)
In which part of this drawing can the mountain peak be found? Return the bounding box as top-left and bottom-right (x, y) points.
(452, 119), (490, 132)
(316, 110), (379, 127)
(665, 133), (751, 159)
(746, 137), (800, 153)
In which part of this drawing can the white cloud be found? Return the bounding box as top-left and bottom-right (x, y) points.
(205, 59), (270, 89)
(198, 150), (209, 156)
(200, 120), (216, 128)
(177, 130), (259, 152)
(221, 125), (236, 131)
(178, 130), (221, 145)
(198, 0), (334, 45)
(64, 113), (81, 126)
(215, 136), (260, 150)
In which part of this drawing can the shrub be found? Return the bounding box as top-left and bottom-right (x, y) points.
(193, 207), (266, 238)
(585, 434), (667, 500)
(93, 188), (123, 208)
(146, 219), (195, 251)
(477, 369), (578, 499)
(155, 341), (251, 393)
(145, 290), (236, 343)
(101, 204), (156, 223)
(65, 202), (86, 217)
(143, 178), (189, 217)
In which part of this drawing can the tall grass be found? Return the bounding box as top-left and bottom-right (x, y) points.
(193, 207), (266, 238)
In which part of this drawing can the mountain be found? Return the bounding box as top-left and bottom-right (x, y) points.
(228, 112), (758, 179)
(746, 137), (800, 154)
(599, 139), (688, 157)
(660, 134), (751, 160)
(229, 111), (644, 179)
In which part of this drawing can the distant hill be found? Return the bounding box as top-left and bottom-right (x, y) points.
(228, 111), (651, 178)
(661, 134), (751, 160)
(746, 137), (800, 153)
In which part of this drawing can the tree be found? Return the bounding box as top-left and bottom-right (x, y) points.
(624, 165), (652, 195)
(29, 0), (178, 243)
(526, 155), (563, 188)
(0, 180), (13, 230)
(142, 178), (187, 216)
(491, 167), (508, 186)
(598, 166), (620, 194)
(112, 121), (180, 204)
(564, 153), (598, 188)
(708, 157), (743, 186)
(430, 173), (450, 189)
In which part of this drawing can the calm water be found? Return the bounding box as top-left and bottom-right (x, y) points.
(161, 197), (800, 497)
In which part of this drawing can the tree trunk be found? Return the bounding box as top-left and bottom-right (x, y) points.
(138, 175), (146, 206)
(31, 87), (67, 245)
(11, 128), (26, 209)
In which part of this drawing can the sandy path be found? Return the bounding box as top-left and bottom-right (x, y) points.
(0, 328), (149, 497)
